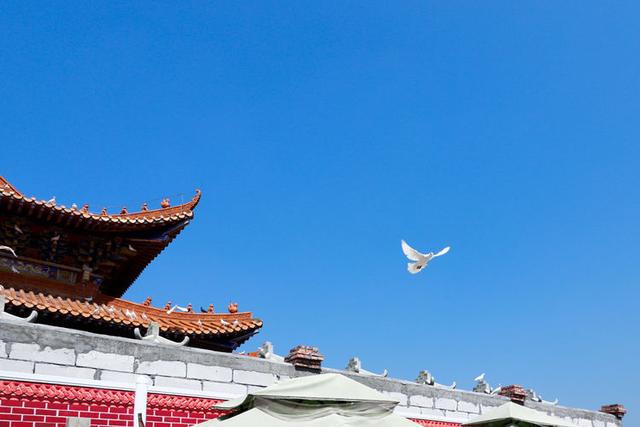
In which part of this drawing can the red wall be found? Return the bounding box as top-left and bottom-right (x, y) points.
(0, 381), (460, 427)
(0, 381), (225, 427)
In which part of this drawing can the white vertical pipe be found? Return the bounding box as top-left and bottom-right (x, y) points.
(134, 376), (152, 427)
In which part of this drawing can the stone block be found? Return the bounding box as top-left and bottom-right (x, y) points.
(202, 381), (248, 396)
(421, 408), (446, 417)
(575, 419), (593, 427)
(0, 341), (6, 358)
(0, 358), (34, 373)
(10, 343), (75, 364)
(435, 397), (457, 411)
(136, 360), (186, 377)
(187, 363), (232, 382)
(592, 421), (605, 427)
(247, 385), (265, 393)
(233, 369), (276, 386)
(394, 406), (421, 417)
(409, 395), (434, 408)
(446, 410), (469, 419)
(154, 376), (202, 390)
(458, 400), (480, 414)
(382, 391), (408, 406)
(100, 370), (138, 384)
(66, 418), (91, 427)
(606, 422), (620, 427)
(77, 351), (134, 372)
(480, 404), (502, 414)
(35, 363), (95, 379)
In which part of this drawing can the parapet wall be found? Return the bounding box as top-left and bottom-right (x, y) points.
(0, 320), (620, 427)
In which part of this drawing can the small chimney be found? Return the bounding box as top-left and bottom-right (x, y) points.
(600, 404), (627, 419)
(285, 345), (324, 371)
(498, 384), (527, 405)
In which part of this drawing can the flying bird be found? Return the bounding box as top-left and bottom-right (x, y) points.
(474, 373), (485, 382)
(0, 246), (17, 257)
(166, 304), (189, 314)
(401, 240), (450, 274)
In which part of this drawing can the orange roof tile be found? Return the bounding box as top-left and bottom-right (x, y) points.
(0, 175), (201, 232)
(0, 278), (262, 351)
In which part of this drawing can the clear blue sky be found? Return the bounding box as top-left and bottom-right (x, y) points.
(1, 2), (638, 423)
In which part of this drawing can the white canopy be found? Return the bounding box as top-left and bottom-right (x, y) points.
(196, 373), (417, 427)
(463, 402), (578, 427)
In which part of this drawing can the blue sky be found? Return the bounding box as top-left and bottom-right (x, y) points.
(1, 1), (638, 423)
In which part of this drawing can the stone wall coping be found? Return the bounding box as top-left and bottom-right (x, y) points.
(0, 319), (620, 426)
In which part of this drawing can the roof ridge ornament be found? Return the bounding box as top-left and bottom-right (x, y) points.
(0, 286), (38, 323)
(134, 321), (189, 346)
(416, 370), (456, 389)
(346, 357), (388, 377)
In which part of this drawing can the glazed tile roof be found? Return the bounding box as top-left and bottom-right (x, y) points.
(0, 175), (201, 233)
(0, 276), (262, 351)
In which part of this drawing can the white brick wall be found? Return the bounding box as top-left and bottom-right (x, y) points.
(409, 395), (434, 408)
(10, 343), (75, 364)
(35, 363), (95, 379)
(458, 400), (480, 413)
(435, 397), (457, 411)
(203, 381), (248, 396)
(187, 363), (232, 382)
(154, 376), (202, 390)
(382, 391), (408, 406)
(233, 369), (276, 386)
(0, 341), (6, 358)
(0, 358), (34, 373)
(77, 351), (134, 372)
(576, 419), (593, 427)
(100, 370), (139, 384)
(136, 360), (186, 377)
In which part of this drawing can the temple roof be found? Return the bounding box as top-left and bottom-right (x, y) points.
(0, 176), (201, 233)
(0, 176), (201, 296)
(0, 274), (262, 351)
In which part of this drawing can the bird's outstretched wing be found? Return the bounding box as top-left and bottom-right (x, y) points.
(434, 246), (450, 257)
(0, 246), (17, 257)
(401, 240), (425, 261)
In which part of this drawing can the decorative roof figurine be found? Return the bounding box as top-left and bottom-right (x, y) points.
(120, 207), (128, 214)
(473, 373), (501, 395)
(525, 388), (558, 405)
(142, 296), (152, 306)
(346, 357), (388, 377)
(228, 302), (238, 313)
(80, 204), (89, 213)
(416, 370), (456, 389)
(141, 202), (148, 211)
(161, 198), (170, 208)
(0, 286), (37, 323)
(134, 322), (189, 347)
(256, 341), (285, 363)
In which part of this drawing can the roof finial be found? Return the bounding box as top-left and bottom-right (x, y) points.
(164, 301), (172, 310)
(186, 303), (194, 313)
(80, 204), (89, 213)
(161, 198), (171, 208)
(101, 207), (107, 216)
(228, 302), (238, 313)
(143, 296), (152, 306)
(120, 207), (128, 214)
(141, 202), (149, 211)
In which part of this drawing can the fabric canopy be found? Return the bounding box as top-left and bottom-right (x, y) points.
(197, 373), (418, 427)
(463, 402), (578, 427)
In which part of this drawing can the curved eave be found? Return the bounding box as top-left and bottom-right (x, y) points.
(1, 282), (263, 351)
(0, 186), (201, 233)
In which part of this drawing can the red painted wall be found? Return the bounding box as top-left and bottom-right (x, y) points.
(0, 381), (225, 427)
(0, 381), (460, 427)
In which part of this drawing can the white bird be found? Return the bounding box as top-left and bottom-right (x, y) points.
(0, 246), (17, 257)
(474, 373), (485, 382)
(51, 235), (60, 242)
(47, 196), (56, 204)
(401, 240), (450, 274)
(10, 265), (19, 274)
(128, 244), (137, 252)
(220, 319), (229, 326)
(14, 224), (23, 234)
